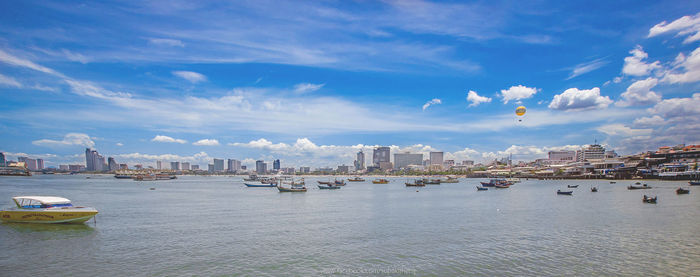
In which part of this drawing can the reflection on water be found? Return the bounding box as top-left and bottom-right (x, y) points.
(0, 175), (699, 276)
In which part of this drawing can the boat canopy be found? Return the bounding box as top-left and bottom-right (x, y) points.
(12, 196), (72, 208)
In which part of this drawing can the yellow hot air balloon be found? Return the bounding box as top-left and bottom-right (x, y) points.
(515, 106), (526, 116)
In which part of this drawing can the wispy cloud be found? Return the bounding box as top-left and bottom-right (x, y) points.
(148, 38), (185, 47)
(293, 83), (324, 94)
(422, 98), (442, 111)
(0, 73), (22, 88)
(151, 135), (187, 144)
(566, 58), (608, 80)
(32, 133), (95, 148)
(172, 71), (207, 83)
(192, 139), (219, 146)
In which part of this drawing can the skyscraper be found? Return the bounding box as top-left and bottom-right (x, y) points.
(36, 159), (44, 170)
(393, 153), (423, 169)
(170, 161), (180, 171)
(373, 147), (390, 166)
(354, 150), (365, 170)
(0, 152), (5, 167)
(108, 157), (119, 171)
(214, 159), (224, 172)
(156, 160), (162, 170)
(273, 159), (281, 170)
(430, 152), (444, 166)
(227, 159), (241, 172)
(256, 160), (267, 174)
(85, 148), (106, 171)
(181, 162), (190, 171)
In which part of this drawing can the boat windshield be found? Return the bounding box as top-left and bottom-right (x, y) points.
(14, 197), (73, 208)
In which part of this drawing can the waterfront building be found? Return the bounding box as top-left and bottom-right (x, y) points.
(171, 161), (180, 171)
(119, 164), (128, 170)
(108, 157), (118, 171)
(548, 151), (576, 164)
(462, 160), (474, 167)
(208, 164), (215, 172)
(36, 159), (44, 170)
(373, 147), (390, 166)
(354, 150), (365, 170)
(378, 161), (393, 171)
(394, 153), (423, 169)
(68, 164), (85, 171)
(273, 159), (281, 171)
(337, 165), (350, 173)
(59, 165), (69, 171)
(214, 159), (224, 172)
(281, 167), (295, 174)
(299, 166), (310, 173)
(181, 162), (190, 171)
(430, 152), (444, 166)
(240, 165), (246, 170)
(577, 144), (606, 161)
(0, 152), (5, 167)
(156, 160), (162, 170)
(444, 160), (455, 167)
(227, 159), (241, 172)
(134, 164), (143, 169)
(256, 160), (267, 174)
(191, 165), (199, 170)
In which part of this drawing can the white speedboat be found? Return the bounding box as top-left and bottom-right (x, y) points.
(0, 196), (98, 224)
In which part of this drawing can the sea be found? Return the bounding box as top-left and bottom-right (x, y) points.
(1, 175), (698, 276)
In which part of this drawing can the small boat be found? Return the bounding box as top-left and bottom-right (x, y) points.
(476, 186), (488, 191)
(243, 175), (259, 181)
(494, 183), (510, 188)
(405, 179), (425, 187)
(0, 196), (98, 224)
(155, 173), (177, 180)
(480, 179), (512, 187)
(347, 177), (365, 182)
(676, 187), (690, 194)
(245, 183), (277, 187)
(372, 179), (389, 184)
(318, 184), (341, 190)
(591, 187), (598, 192)
(333, 179), (345, 186)
(609, 181), (617, 184)
(505, 177), (521, 183)
(567, 185), (579, 188)
(441, 177), (459, 183)
(635, 182), (642, 185)
(557, 190), (573, 195)
(642, 195), (657, 204)
(278, 182), (307, 192)
(628, 184), (652, 190)
(114, 174), (133, 179)
(318, 181), (333, 185)
(689, 181), (700, 186)
(134, 174), (156, 181)
(423, 178), (441, 185)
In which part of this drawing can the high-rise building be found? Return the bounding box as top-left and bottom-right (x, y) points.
(85, 148), (106, 172)
(273, 159), (281, 170)
(156, 160), (162, 170)
(59, 165), (69, 171)
(36, 159), (44, 170)
(299, 166), (310, 173)
(214, 159), (224, 172)
(227, 159), (241, 172)
(548, 151), (576, 164)
(337, 165), (350, 173)
(24, 158), (37, 171)
(170, 162), (180, 171)
(578, 144), (606, 161)
(69, 164), (85, 172)
(208, 164), (215, 172)
(373, 147), (390, 166)
(354, 150), (365, 170)
(0, 152), (5, 167)
(119, 164), (128, 170)
(181, 162), (190, 171)
(430, 152), (444, 166)
(191, 165), (199, 170)
(108, 157), (119, 171)
(256, 160), (267, 174)
(393, 153), (423, 169)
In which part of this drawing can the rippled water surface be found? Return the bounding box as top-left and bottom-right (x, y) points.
(1, 175), (699, 276)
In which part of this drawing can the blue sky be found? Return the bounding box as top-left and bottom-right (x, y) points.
(0, 0), (699, 168)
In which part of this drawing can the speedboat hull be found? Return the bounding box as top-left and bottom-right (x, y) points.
(245, 183), (277, 187)
(0, 208), (98, 224)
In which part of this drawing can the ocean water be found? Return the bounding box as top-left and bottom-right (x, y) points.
(1, 175), (699, 276)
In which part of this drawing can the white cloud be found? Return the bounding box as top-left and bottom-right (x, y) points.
(32, 133), (95, 148)
(648, 12), (700, 44)
(192, 139), (220, 146)
(151, 135), (187, 144)
(499, 85), (538, 104)
(422, 98), (442, 110)
(647, 93), (700, 118)
(115, 151), (211, 165)
(633, 115), (665, 127)
(567, 58), (608, 80)
(480, 144), (584, 162)
(0, 73), (22, 88)
(293, 83), (324, 94)
(230, 138), (290, 151)
(148, 38), (185, 47)
(616, 77), (661, 107)
(172, 71), (207, 83)
(0, 49), (65, 77)
(61, 49), (90, 64)
(597, 123), (653, 137)
(116, 142), (124, 146)
(622, 45), (662, 77)
(548, 87), (612, 111)
(466, 90), (491, 107)
(661, 46), (700, 84)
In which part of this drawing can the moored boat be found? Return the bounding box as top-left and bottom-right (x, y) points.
(568, 185), (579, 188)
(0, 196), (98, 224)
(372, 179), (389, 184)
(628, 184), (652, 190)
(591, 187), (598, 192)
(423, 178), (441, 185)
(689, 181), (700, 186)
(642, 195), (657, 203)
(334, 179), (345, 186)
(243, 175), (259, 181)
(476, 186), (488, 191)
(557, 190), (573, 195)
(480, 179), (512, 187)
(405, 179), (425, 187)
(676, 187), (690, 194)
(245, 183), (277, 187)
(278, 179), (307, 192)
(114, 174), (133, 179)
(318, 184), (341, 190)
(318, 181), (333, 185)
(441, 177), (459, 183)
(134, 174), (156, 181)
(494, 183), (510, 188)
(347, 177), (365, 182)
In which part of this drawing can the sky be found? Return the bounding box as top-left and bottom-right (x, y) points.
(0, 0), (699, 169)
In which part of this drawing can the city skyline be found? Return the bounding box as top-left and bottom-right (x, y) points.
(1, 2), (699, 168)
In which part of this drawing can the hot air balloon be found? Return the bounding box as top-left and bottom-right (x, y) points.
(515, 106), (526, 122)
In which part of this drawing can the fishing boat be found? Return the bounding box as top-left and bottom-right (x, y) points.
(642, 195), (657, 204)
(628, 184), (652, 190)
(591, 187), (598, 192)
(494, 183), (510, 189)
(318, 184), (341, 190)
(277, 182), (307, 192)
(347, 177), (365, 182)
(676, 187), (690, 194)
(334, 179), (345, 186)
(567, 185), (579, 188)
(476, 186), (488, 191)
(134, 174), (156, 181)
(318, 181), (333, 185)
(405, 179), (425, 187)
(114, 174), (133, 179)
(610, 181), (617, 184)
(0, 196), (98, 224)
(243, 175), (259, 181)
(155, 173), (177, 180)
(245, 183), (277, 187)
(423, 178), (441, 185)
(372, 179), (389, 184)
(480, 179), (512, 187)
(441, 176), (459, 183)
(557, 190), (573, 195)
(689, 181), (700, 186)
